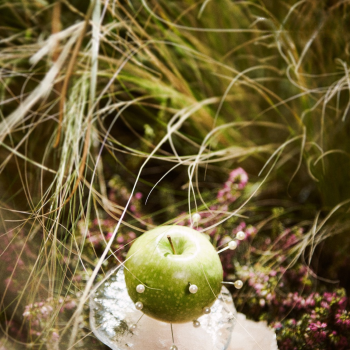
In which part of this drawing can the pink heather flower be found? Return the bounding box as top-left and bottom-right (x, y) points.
(23, 311), (31, 318)
(259, 299), (266, 307)
(117, 235), (124, 243)
(217, 189), (225, 199)
(233, 222), (246, 233)
(274, 322), (282, 329)
(321, 301), (329, 309)
(135, 192), (143, 200)
(50, 331), (60, 341)
(64, 300), (76, 310)
(309, 321), (327, 331)
(254, 283), (264, 291)
(40, 306), (49, 317)
(245, 225), (257, 237)
(319, 331), (327, 341)
(128, 231), (136, 240)
(228, 167), (248, 189)
(216, 168), (248, 203)
(338, 297), (347, 310)
(88, 235), (100, 246)
(106, 232), (113, 240)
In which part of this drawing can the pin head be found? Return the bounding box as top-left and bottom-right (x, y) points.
(189, 284), (198, 294)
(236, 231), (246, 240)
(192, 213), (201, 224)
(234, 280), (243, 289)
(228, 241), (237, 250)
(136, 284), (145, 293)
(193, 319), (200, 328)
(135, 301), (143, 310)
(203, 307), (211, 314)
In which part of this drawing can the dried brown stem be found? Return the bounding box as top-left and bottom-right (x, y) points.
(167, 235), (176, 255)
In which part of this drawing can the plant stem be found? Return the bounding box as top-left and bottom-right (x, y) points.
(167, 235), (176, 255)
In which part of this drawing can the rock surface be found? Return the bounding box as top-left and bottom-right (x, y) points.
(228, 313), (278, 350)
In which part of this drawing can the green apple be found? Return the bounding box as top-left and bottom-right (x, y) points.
(124, 225), (223, 323)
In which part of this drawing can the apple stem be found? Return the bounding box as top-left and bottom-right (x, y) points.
(167, 235), (176, 255)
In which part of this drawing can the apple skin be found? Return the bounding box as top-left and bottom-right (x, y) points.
(124, 225), (223, 323)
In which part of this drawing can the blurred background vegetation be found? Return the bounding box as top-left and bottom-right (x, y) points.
(1, 0), (350, 348)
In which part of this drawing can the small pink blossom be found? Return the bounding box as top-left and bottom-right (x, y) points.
(117, 235), (124, 243)
(309, 321), (327, 331)
(274, 322), (282, 329)
(135, 192), (143, 200)
(50, 331), (60, 341)
(64, 300), (76, 310)
(228, 167), (249, 189)
(106, 232), (113, 240)
(128, 231), (136, 240)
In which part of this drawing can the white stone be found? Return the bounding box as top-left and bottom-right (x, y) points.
(228, 313), (278, 350)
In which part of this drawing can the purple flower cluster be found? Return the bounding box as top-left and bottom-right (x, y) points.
(234, 259), (350, 349)
(272, 290), (350, 349)
(175, 168), (253, 279)
(217, 167), (248, 203)
(22, 296), (76, 340)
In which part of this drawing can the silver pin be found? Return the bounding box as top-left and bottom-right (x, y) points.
(193, 320), (200, 328)
(136, 284), (145, 293)
(236, 231), (246, 240)
(203, 307), (211, 314)
(234, 280), (243, 289)
(189, 284), (198, 294)
(228, 240), (237, 250)
(135, 301), (143, 310)
(192, 213), (201, 224)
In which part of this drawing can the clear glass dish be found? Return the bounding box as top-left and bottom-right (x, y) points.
(90, 267), (236, 350)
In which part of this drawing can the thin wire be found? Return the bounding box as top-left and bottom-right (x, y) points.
(170, 323), (175, 344)
(217, 246), (230, 254)
(136, 313), (144, 325)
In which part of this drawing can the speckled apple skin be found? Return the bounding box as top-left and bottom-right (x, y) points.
(124, 225), (223, 323)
